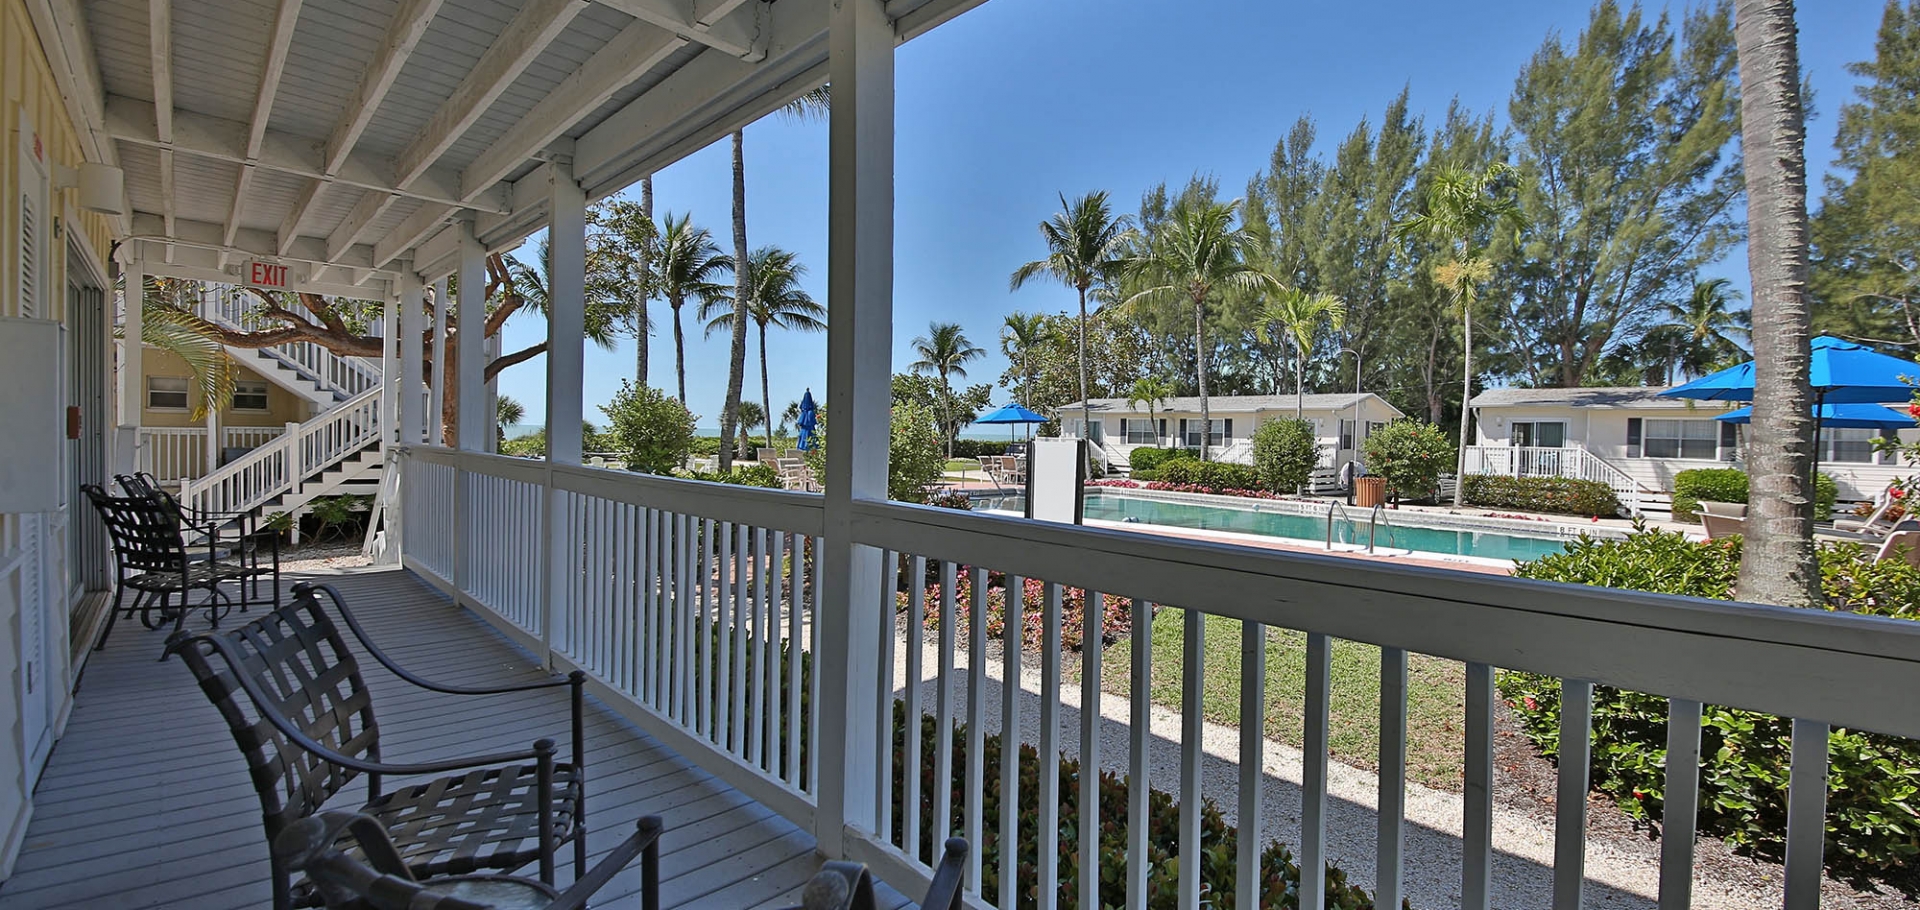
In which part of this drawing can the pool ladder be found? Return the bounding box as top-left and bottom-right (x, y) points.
(1326, 502), (1387, 554)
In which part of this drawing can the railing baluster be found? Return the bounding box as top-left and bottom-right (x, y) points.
(1177, 608), (1203, 910)
(1658, 698), (1701, 910)
(666, 511), (683, 713)
(681, 512), (697, 725)
(1378, 647), (1408, 910)
(786, 532), (805, 789)
(807, 534), (822, 797)
(767, 529), (785, 771)
(964, 565), (987, 894)
(904, 555), (926, 858)
(698, 518), (715, 741)
(1126, 598), (1150, 910)
(1783, 718), (1830, 910)
(732, 523), (750, 755)
(1000, 573), (1025, 910)
(1555, 679), (1594, 910)
(641, 508), (658, 700)
(1463, 661), (1496, 910)
(878, 551), (898, 845)
(934, 561), (957, 850)
(1301, 632), (1330, 907)
(1235, 620), (1264, 910)
(750, 527), (768, 766)
(1079, 590), (1102, 910)
(1037, 582), (1063, 909)
(717, 522), (734, 747)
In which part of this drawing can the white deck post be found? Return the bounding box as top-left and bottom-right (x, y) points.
(429, 276), (448, 444)
(543, 157), (587, 665)
(399, 270), (425, 444)
(381, 303), (399, 444)
(454, 224), (488, 600)
(815, 0), (893, 858)
(116, 256), (145, 475)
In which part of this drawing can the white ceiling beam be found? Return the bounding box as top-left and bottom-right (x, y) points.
(327, 191), (403, 262)
(150, 0), (174, 258)
(23, 0), (121, 176)
(593, 0), (765, 59)
(132, 213), (380, 270)
(130, 240), (388, 299)
(390, 0), (589, 190)
(104, 96), (511, 214)
(222, 0), (304, 265)
(277, 178), (324, 256)
(324, 0), (445, 177)
(373, 204), (456, 268)
(458, 23), (686, 201)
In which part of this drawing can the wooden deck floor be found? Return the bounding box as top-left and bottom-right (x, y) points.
(0, 566), (906, 910)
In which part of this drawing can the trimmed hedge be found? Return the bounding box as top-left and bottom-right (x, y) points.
(1672, 467), (1838, 522)
(1154, 459), (1262, 493)
(674, 463), (781, 488)
(1460, 474), (1621, 516)
(951, 439), (1015, 459)
(1505, 528), (1920, 884)
(1128, 446), (1195, 478)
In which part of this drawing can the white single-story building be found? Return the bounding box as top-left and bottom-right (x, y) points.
(1058, 393), (1407, 473)
(1469, 386), (1917, 504)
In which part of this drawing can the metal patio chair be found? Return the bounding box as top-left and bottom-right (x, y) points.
(118, 471), (283, 611)
(788, 838), (966, 910)
(82, 483), (243, 650)
(277, 810), (661, 910)
(165, 582), (590, 910)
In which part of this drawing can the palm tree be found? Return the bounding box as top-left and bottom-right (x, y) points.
(495, 395), (525, 448)
(1122, 199), (1275, 460)
(1257, 288), (1347, 417)
(1010, 191), (1132, 447)
(121, 278), (236, 420)
(1734, 0), (1821, 608)
(653, 213), (733, 404)
(702, 247), (827, 449)
(1395, 163), (1523, 503)
(1126, 376), (1175, 446)
(1000, 312), (1047, 405)
(721, 87), (832, 469)
(910, 322), (985, 457)
(1652, 277), (1751, 381)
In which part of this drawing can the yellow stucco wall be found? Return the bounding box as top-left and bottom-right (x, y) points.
(138, 348), (312, 428)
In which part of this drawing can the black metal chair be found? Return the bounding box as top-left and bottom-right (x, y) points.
(82, 483), (244, 649)
(276, 810), (660, 910)
(118, 471), (282, 612)
(165, 582), (590, 910)
(790, 838), (967, 910)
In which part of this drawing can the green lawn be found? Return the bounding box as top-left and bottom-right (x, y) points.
(1103, 608), (1468, 790)
(943, 458), (980, 474)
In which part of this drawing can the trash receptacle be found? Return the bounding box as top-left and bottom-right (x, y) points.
(1355, 476), (1386, 508)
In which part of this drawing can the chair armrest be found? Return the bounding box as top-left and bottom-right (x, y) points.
(164, 630), (551, 777)
(545, 817), (664, 910)
(300, 583), (579, 696)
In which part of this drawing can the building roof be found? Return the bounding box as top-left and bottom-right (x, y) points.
(1056, 393), (1403, 417)
(1468, 386), (1736, 410)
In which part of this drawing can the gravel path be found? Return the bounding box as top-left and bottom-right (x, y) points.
(886, 629), (1911, 910)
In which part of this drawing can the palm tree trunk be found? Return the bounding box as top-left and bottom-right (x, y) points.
(940, 370), (954, 459)
(1195, 294), (1210, 462)
(638, 175), (653, 387)
(1455, 309), (1472, 506)
(672, 299), (688, 404)
(1295, 344), (1305, 419)
(759, 323), (775, 450)
(1734, 0), (1820, 607)
(719, 128), (750, 471)
(1077, 286), (1092, 461)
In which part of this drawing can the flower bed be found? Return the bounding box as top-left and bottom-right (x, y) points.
(897, 568), (1135, 650)
(1088, 478), (1288, 501)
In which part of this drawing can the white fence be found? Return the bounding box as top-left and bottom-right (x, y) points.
(180, 386), (382, 515)
(138, 426), (291, 481)
(1462, 445), (1647, 515)
(395, 445), (1920, 910)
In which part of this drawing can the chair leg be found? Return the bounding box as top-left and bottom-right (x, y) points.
(270, 852), (293, 910)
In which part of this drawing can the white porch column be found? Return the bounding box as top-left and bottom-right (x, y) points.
(815, 0), (893, 857)
(545, 159), (586, 466)
(399, 270), (426, 444)
(115, 256), (145, 475)
(381, 303), (399, 444)
(457, 223), (489, 452)
(430, 276), (448, 445)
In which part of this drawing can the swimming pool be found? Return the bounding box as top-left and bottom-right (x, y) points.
(1070, 492), (1578, 562)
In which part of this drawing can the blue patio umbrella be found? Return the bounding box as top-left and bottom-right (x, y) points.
(1660, 335), (1920, 404)
(976, 402), (1048, 441)
(1714, 402), (1916, 430)
(795, 389), (819, 451)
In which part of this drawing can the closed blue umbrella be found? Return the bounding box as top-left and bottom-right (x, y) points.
(795, 389), (818, 451)
(1714, 402), (1915, 430)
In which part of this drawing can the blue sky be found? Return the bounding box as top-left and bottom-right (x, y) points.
(496, 0), (1885, 429)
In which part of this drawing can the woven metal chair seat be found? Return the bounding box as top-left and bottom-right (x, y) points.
(367, 763), (580, 879)
(125, 562), (250, 592)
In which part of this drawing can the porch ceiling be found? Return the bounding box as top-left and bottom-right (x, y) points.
(52, 0), (983, 295)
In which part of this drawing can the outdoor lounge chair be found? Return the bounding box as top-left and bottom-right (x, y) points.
(1700, 512), (1746, 540)
(1835, 490), (1902, 535)
(118, 471), (282, 612)
(83, 484), (247, 649)
(1697, 500), (1747, 519)
(165, 582), (590, 910)
(277, 810), (661, 910)
(1874, 522), (1920, 568)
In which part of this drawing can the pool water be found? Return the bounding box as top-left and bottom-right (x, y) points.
(1078, 492), (1573, 562)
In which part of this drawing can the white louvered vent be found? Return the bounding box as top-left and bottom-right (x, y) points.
(19, 189), (38, 318)
(17, 112), (48, 320)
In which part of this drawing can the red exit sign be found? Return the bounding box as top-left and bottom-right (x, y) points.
(246, 260), (289, 288)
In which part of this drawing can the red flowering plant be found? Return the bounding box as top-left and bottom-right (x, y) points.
(1872, 387), (1920, 510)
(895, 566), (1140, 651)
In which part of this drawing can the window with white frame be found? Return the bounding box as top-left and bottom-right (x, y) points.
(1642, 418), (1718, 460)
(1824, 427), (1877, 464)
(148, 376), (190, 411)
(1182, 418), (1226, 448)
(232, 380), (270, 412)
(1339, 419), (1355, 450)
(1123, 418), (1159, 445)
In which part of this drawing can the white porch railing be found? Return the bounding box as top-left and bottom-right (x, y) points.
(1462, 445), (1646, 516)
(395, 444), (1920, 910)
(180, 386), (382, 515)
(137, 426), (291, 481)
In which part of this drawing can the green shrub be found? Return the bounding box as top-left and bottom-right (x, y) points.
(1505, 528), (1920, 883)
(950, 439), (1013, 459)
(1128, 446), (1195, 480)
(1460, 474), (1621, 516)
(601, 382), (698, 474)
(1361, 421), (1454, 503)
(803, 402), (948, 503)
(1672, 468), (1838, 522)
(676, 464), (781, 488)
(1251, 418), (1318, 492)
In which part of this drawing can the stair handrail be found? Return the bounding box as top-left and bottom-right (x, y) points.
(180, 385), (384, 516)
(199, 286), (382, 398)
